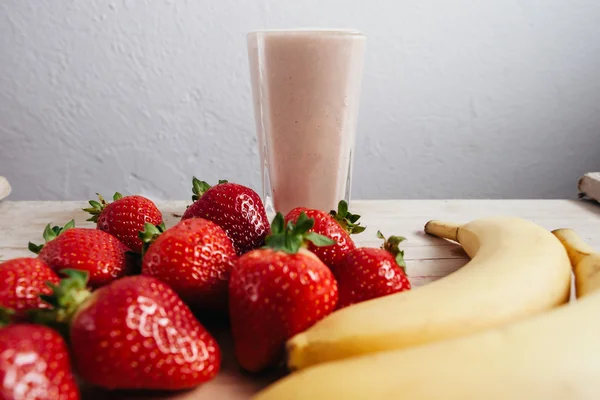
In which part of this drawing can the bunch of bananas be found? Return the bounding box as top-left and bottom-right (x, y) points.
(254, 216), (600, 399)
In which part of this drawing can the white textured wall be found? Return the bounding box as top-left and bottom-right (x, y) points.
(1, 0), (599, 201)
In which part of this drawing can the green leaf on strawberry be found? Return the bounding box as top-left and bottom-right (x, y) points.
(305, 231), (336, 247)
(83, 192), (125, 222)
(82, 193), (109, 222)
(138, 222), (167, 257)
(377, 230), (407, 271)
(191, 177), (212, 201)
(0, 306), (15, 327)
(191, 177), (230, 201)
(330, 200), (366, 234)
(28, 220), (75, 254)
(32, 269), (92, 336)
(265, 212), (335, 254)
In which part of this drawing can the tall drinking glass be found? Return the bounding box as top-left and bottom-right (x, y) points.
(247, 29), (366, 215)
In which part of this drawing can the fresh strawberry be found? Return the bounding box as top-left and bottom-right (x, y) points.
(141, 218), (237, 313)
(229, 212), (338, 372)
(181, 178), (270, 255)
(83, 192), (163, 253)
(0, 323), (80, 400)
(36, 271), (221, 390)
(0, 257), (59, 320)
(28, 220), (132, 288)
(284, 200), (365, 271)
(336, 231), (411, 309)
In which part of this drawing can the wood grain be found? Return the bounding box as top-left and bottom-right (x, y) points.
(1, 199), (599, 399)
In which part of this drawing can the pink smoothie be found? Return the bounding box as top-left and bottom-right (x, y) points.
(248, 29), (366, 215)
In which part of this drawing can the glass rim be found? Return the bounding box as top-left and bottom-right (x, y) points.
(248, 28), (364, 37)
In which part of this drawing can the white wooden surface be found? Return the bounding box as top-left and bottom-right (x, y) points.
(2, 199), (600, 286)
(1, 199), (599, 399)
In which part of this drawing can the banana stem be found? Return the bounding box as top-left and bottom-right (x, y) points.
(424, 220), (461, 242)
(552, 228), (596, 266)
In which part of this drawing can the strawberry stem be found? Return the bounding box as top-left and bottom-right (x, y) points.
(377, 230), (407, 271)
(191, 178), (211, 201)
(138, 222), (167, 257)
(31, 269), (92, 337)
(82, 193), (110, 222)
(330, 200), (366, 234)
(28, 242), (44, 254)
(83, 192), (123, 222)
(28, 220), (75, 254)
(0, 307), (15, 327)
(265, 212), (335, 254)
(190, 177), (229, 201)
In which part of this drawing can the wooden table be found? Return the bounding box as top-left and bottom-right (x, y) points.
(1, 199), (600, 399)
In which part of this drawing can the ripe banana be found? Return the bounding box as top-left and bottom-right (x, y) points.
(286, 216), (571, 370)
(552, 228), (600, 298)
(253, 230), (600, 400)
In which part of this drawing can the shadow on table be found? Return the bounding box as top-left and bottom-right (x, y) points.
(572, 198), (600, 217)
(413, 228), (467, 258)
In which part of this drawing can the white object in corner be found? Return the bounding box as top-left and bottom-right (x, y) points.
(578, 173), (600, 203)
(0, 176), (11, 201)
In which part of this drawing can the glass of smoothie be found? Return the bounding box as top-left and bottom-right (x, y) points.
(247, 29), (366, 215)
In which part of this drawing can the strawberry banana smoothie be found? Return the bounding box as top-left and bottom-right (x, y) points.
(248, 29), (366, 215)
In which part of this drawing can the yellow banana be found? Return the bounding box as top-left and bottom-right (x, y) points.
(552, 228), (600, 298)
(254, 230), (599, 400)
(286, 216), (571, 370)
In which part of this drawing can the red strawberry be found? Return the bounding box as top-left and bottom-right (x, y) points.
(83, 192), (163, 253)
(0, 258), (59, 319)
(141, 218), (237, 313)
(336, 231), (411, 309)
(181, 178), (270, 255)
(284, 200), (365, 271)
(28, 220), (132, 288)
(229, 212), (338, 372)
(37, 271), (221, 390)
(0, 323), (80, 400)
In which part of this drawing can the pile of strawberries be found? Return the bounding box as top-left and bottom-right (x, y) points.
(0, 177), (411, 398)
